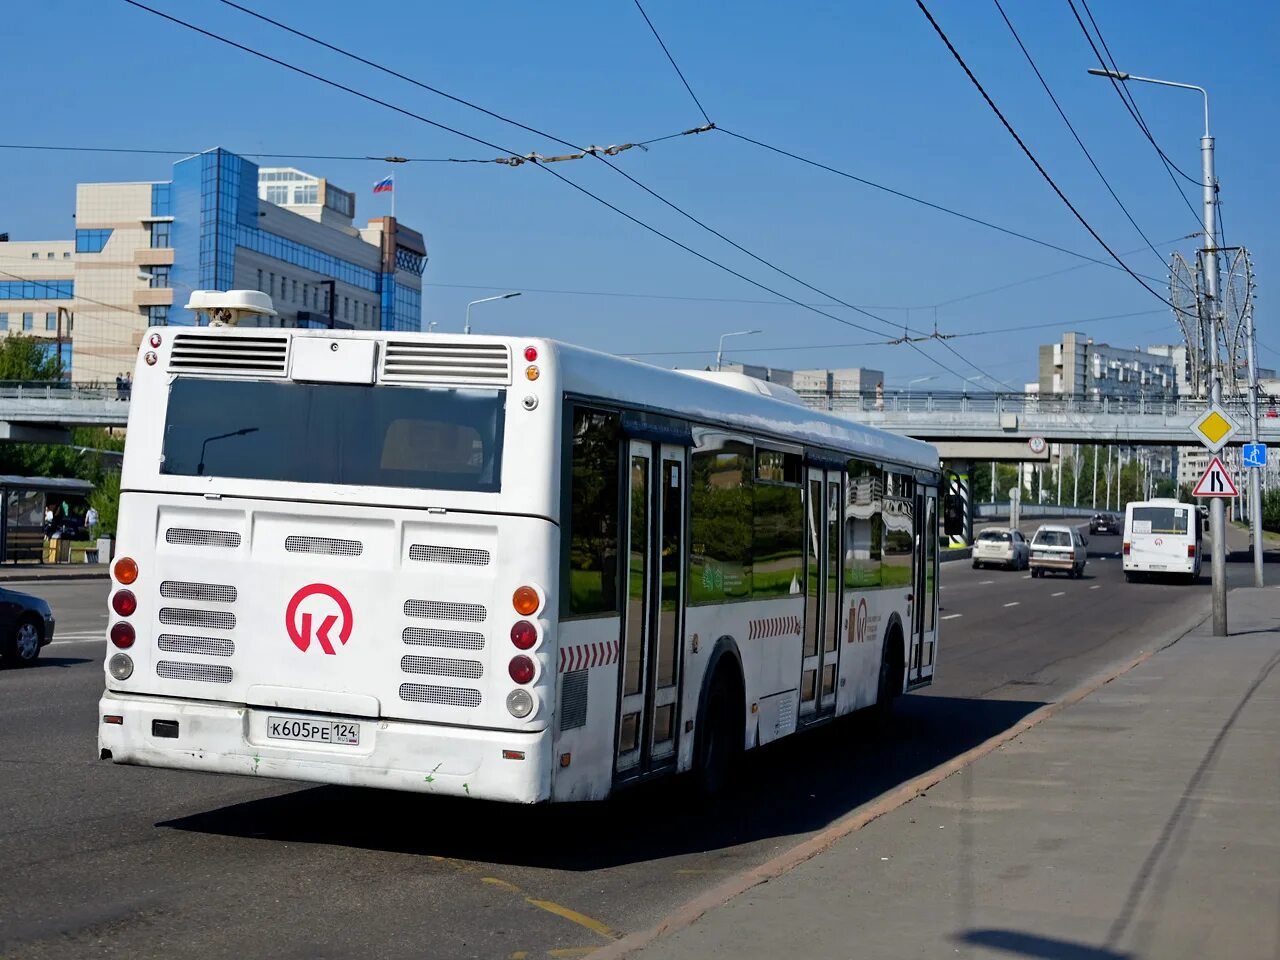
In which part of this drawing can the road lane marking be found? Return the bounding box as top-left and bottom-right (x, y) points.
(1003, 602), (1020, 608)
(547, 950), (598, 958)
(482, 877), (617, 942)
(1022, 574), (1032, 579)
(50, 637), (107, 646)
(941, 613), (963, 620)
(1090, 585), (1101, 590)
(1052, 592), (1065, 597)
(979, 580), (994, 585)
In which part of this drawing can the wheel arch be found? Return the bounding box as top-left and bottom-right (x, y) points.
(696, 635), (746, 750)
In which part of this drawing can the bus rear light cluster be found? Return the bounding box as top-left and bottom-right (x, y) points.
(112, 590), (137, 617)
(149, 333), (162, 348)
(110, 622), (136, 649)
(510, 620), (537, 650)
(506, 689), (534, 718)
(114, 557), (138, 585)
(110, 557), (139, 674)
(523, 345), (538, 362)
(512, 586), (541, 617)
(108, 653), (134, 680)
(508, 655), (535, 685)
(1123, 542), (1131, 556)
(1188, 544), (1197, 557)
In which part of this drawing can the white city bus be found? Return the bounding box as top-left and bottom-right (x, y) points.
(1123, 498), (1202, 583)
(99, 322), (942, 802)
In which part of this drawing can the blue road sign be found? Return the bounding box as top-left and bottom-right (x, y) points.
(1243, 443), (1267, 468)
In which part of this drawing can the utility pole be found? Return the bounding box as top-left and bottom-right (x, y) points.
(1245, 293), (1264, 585)
(1092, 443), (1099, 509)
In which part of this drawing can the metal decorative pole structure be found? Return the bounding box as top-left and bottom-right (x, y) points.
(715, 329), (761, 371)
(1245, 297), (1264, 584)
(464, 292), (521, 335)
(1092, 443), (1099, 509)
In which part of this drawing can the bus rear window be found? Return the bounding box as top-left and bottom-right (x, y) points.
(1131, 507), (1187, 535)
(160, 378), (504, 492)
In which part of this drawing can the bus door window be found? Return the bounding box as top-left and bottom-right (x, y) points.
(616, 444), (651, 773)
(821, 476), (842, 705)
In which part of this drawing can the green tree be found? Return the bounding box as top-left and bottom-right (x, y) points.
(89, 468), (121, 537)
(0, 333), (63, 381)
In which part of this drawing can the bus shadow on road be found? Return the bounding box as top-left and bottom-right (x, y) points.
(160, 695), (1043, 871)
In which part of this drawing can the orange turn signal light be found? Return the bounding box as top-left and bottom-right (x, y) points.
(114, 557), (138, 585)
(513, 585), (540, 616)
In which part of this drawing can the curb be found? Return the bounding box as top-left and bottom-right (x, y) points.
(590, 611), (1207, 960)
(0, 570), (110, 583)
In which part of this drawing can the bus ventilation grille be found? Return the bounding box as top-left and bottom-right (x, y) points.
(156, 660), (234, 684)
(401, 655), (483, 680)
(402, 627), (485, 651)
(158, 634), (235, 657)
(404, 599), (486, 623)
(408, 544), (491, 566)
(159, 607), (236, 631)
(380, 341), (511, 386)
(165, 527), (241, 549)
(168, 332), (289, 377)
(285, 536), (363, 557)
(559, 670), (588, 731)
(399, 683), (481, 708)
(160, 581), (237, 603)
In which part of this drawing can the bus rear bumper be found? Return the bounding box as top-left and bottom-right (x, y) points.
(97, 691), (551, 803)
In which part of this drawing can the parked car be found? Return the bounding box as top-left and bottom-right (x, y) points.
(972, 528), (1030, 570)
(0, 587), (56, 666)
(1029, 524), (1088, 578)
(1089, 513), (1120, 535)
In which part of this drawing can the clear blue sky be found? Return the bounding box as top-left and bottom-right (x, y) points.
(2, 0), (1275, 388)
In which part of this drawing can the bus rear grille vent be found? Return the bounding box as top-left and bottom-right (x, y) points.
(166, 527), (241, 549)
(380, 341), (511, 386)
(159, 608), (236, 631)
(285, 535), (363, 557)
(402, 627), (484, 651)
(404, 599), (486, 623)
(158, 634), (235, 657)
(160, 581), (237, 603)
(401, 655), (483, 680)
(408, 544), (491, 566)
(559, 669), (588, 731)
(399, 683), (481, 708)
(169, 333), (289, 377)
(157, 660), (234, 683)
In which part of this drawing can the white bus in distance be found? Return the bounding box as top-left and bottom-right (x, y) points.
(1123, 498), (1202, 583)
(99, 314), (942, 803)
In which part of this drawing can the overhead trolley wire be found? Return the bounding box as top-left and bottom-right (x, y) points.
(991, 0), (1169, 271)
(912, 0), (1189, 319)
(630, 0), (713, 126)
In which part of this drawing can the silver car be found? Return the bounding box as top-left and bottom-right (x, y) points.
(972, 528), (1030, 570)
(1029, 524), (1088, 579)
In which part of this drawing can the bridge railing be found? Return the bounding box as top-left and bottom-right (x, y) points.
(796, 389), (1269, 419)
(0, 381), (122, 401)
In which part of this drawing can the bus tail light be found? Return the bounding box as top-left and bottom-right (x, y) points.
(508, 655), (535, 684)
(112, 590), (137, 617)
(108, 653), (133, 680)
(512, 586), (540, 616)
(110, 622), (136, 649)
(1123, 542), (1131, 556)
(1188, 544), (1197, 557)
(502, 750), (526, 761)
(114, 557), (138, 585)
(510, 620), (537, 650)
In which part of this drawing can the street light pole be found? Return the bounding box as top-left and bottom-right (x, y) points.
(906, 375), (937, 406)
(715, 329), (761, 371)
(1091, 68), (1231, 630)
(464, 292), (521, 335)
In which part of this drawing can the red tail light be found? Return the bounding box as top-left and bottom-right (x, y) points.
(1123, 542), (1131, 556)
(1188, 544), (1197, 557)
(112, 590), (137, 617)
(110, 622), (136, 649)
(510, 620), (537, 650)
(508, 655), (535, 684)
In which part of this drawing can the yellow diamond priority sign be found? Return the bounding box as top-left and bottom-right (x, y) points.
(1191, 405), (1240, 453)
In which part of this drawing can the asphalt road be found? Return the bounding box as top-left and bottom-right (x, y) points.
(0, 540), (1268, 960)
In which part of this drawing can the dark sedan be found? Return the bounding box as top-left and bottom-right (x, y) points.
(1089, 513), (1120, 535)
(0, 587), (56, 666)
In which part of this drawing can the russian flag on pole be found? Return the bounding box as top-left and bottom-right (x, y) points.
(373, 176), (394, 194)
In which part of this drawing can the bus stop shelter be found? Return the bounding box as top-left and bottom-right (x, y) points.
(0, 475), (94, 563)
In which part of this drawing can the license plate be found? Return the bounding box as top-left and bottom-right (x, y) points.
(267, 716), (360, 746)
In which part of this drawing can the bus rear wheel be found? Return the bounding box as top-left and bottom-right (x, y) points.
(693, 670), (741, 799)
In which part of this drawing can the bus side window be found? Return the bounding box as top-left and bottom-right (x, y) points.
(565, 408), (621, 618)
(845, 458), (882, 590)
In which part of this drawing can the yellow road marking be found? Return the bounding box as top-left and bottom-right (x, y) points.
(482, 877), (523, 894)
(547, 949), (598, 958)
(526, 899), (617, 940)
(508, 953), (529, 959)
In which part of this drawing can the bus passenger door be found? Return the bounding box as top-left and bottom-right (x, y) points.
(800, 468), (843, 719)
(616, 441), (685, 779)
(908, 485), (939, 687)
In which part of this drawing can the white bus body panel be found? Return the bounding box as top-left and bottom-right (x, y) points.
(1123, 500), (1200, 576)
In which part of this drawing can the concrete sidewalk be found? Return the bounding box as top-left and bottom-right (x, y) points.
(0, 563), (108, 582)
(629, 588), (1280, 960)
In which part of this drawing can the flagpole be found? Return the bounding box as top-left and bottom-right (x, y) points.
(390, 168), (395, 219)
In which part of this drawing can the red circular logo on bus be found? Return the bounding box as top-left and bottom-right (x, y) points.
(286, 583), (354, 655)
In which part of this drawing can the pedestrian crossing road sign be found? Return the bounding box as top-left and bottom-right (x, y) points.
(1243, 443), (1267, 468)
(1192, 456), (1239, 498)
(1190, 405), (1240, 452)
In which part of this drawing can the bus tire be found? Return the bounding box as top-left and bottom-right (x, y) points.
(693, 668), (741, 799)
(873, 624), (904, 721)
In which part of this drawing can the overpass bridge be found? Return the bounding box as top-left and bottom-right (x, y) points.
(0, 383), (127, 442)
(797, 390), (1280, 459)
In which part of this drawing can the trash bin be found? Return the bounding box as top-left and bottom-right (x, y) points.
(44, 539), (58, 564)
(97, 536), (115, 564)
(56, 538), (72, 563)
